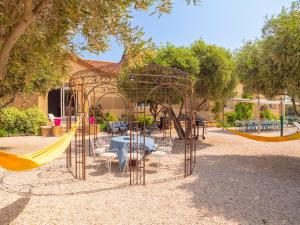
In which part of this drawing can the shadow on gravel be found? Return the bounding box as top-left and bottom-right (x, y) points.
(0, 189), (31, 225)
(180, 154), (300, 225)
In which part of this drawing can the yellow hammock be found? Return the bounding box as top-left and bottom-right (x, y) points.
(0, 117), (82, 172)
(226, 129), (300, 142)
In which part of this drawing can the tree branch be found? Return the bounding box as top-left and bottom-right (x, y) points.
(194, 99), (208, 111)
(0, 92), (17, 110)
(0, 0), (50, 79)
(177, 99), (184, 119)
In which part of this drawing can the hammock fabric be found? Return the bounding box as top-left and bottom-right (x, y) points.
(226, 129), (300, 142)
(0, 117), (82, 172)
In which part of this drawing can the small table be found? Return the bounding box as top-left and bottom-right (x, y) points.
(110, 135), (156, 169)
(41, 126), (52, 137)
(51, 126), (62, 137)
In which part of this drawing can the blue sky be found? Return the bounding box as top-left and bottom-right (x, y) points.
(80, 0), (294, 62)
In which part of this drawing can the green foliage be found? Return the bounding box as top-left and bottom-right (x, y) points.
(235, 102), (253, 121)
(89, 104), (104, 123)
(152, 43), (199, 75)
(260, 109), (277, 120)
(0, 107), (47, 135)
(0, 128), (8, 137)
(211, 101), (222, 113)
(191, 40), (237, 100)
(24, 107), (48, 135)
(99, 122), (108, 132)
(0, 0), (200, 108)
(224, 111), (237, 126)
(104, 112), (118, 122)
(137, 115), (154, 125)
(235, 1), (300, 115)
(224, 102), (253, 126)
(0, 107), (24, 134)
(119, 40), (237, 111)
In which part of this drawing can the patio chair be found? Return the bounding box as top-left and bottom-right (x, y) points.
(150, 137), (174, 167)
(90, 138), (117, 173)
(97, 136), (111, 149)
(235, 120), (244, 131)
(48, 113), (56, 122)
(90, 138), (106, 169)
(107, 122), (120, 136)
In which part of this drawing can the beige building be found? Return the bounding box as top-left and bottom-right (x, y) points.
(12, 56), (126, 118)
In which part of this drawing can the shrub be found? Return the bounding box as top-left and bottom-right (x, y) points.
(235, 102), (253, 120)
(0, 128), (8, 137)
(0, 107), (22, 134)
(225, 111), (237, 126)
(24, 107), (48, 135)
(0, 107), (47, 135)
(99, 122), (107, 131)
(137, 115), (154, 125)
(104, 112), (118, 122)
(89, 103), (105, 123)
(260, 109), (277, 120)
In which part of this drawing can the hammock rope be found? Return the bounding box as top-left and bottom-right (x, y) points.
(0, 115), (83, 171)
(226, 128), (300, 142)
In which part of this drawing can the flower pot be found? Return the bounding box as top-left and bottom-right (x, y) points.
(89, 116), (95, 124)
(54, 118), (61, 126)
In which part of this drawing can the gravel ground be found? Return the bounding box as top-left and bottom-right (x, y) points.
(1, 128), (300, 225)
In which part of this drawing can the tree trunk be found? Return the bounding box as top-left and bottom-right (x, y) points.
(0, 92), (16, 110)
(168, 106), (185, 139)
(0, 0), (50, 79)
(195, 99), (208, 111)
(177, 100), (184, 120)
(149, 102), (163, 122)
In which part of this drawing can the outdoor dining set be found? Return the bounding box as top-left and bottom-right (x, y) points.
(235, 120), (289, 132)
(90, 134), (174, 173)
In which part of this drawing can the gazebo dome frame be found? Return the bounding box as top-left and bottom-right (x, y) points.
(66, 64), (197, 185)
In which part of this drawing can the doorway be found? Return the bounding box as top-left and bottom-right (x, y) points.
(48, 89), (61, 117)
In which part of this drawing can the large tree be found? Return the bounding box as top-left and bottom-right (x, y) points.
(119, 41), (237, 138)
(235, 1), (300, 115)
(262, 1), (300, 114)
(191, 40), (237, 111)
(0, 0), (199, 109)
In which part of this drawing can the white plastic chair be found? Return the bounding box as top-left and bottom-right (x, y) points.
(90, 138), (106, 169)
(151, 137), (174, 167)
(90, 138), (117, 173)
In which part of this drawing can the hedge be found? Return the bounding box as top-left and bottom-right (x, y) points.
(0, 107), (48, 136)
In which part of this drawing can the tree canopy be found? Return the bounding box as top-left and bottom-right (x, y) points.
(191, 40), (237, 103)
(0, 0), (199, 109)
(235, 1), (300, 114)
(119, 40), (237, 115)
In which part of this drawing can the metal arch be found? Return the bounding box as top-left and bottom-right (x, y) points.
(67, 66), (197, 183)
(70, 68), (116, 83)
(144, 83), (191, 105)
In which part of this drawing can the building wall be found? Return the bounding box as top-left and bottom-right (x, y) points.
(11, 93), (39, 109)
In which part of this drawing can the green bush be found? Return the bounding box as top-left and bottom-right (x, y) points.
(99, 122), (107, 131)
(24, 107), (48, 135)
(0, 128), (8, 137)
(260, 109), (277, 120)
(0, 107), (22, 134)
(224, 102), (253, 126)
(225, 111), (237, 126)
(0, 107), (47, 135)
(137, 115), (154, 125)
(235, 102), (253, 120)
(104, 112), (118, 122)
